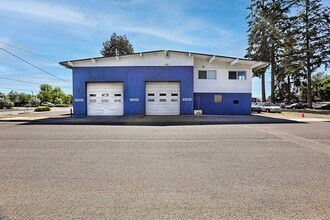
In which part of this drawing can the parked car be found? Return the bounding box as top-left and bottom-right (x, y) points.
(251, 103), (262, 113)
(40, 102), (54, 107)
(279, 102), (294, 108)
(257, 102), (282, 113)
(285, 103), (308, 109)
(313, 102), (330, 110)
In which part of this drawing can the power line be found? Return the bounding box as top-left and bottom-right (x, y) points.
(0, 48), (71, 85)
(0, 76), (72, 88)
(0, 86), (38, 93)
(0, 40), (58, 61)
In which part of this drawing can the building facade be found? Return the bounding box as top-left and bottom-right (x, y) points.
(60, 50), (268, 116)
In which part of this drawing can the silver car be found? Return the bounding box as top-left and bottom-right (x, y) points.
(257, 102), (282, 113)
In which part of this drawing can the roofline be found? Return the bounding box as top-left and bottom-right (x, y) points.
(59, 49), (269, 69)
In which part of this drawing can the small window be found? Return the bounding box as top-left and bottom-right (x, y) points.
(102, 99), (109, 102)
(159, 93), (166, 96)
(229, 71), (237, 79)
(114, 94), (121, 97)
(214, 95), (223, 103)
(198, 71), (207, 79)
(208, 70), (216, 79)
(233, 100), (239, 104)
(159, 99), (166, 102)
(114, 99), (121, 102)
(89, 94), (96, 97)
(171, 99), (178, 102)
(89, 99), (96, 103)
(148, 93), (155, 96)
(238, 71), (246, 80)
(171, 93), (178, 96)
(102, 94), (109, 97)
(198, 70), (216, 79)
(148, 99), (155, 102)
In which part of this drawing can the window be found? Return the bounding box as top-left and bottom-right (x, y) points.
(114, 94), (121, 97)
(159, 93), (166, 96)
(102, 94), (109, 97)
(238, 71), (246, 80)
(102, 99), (109, 102)
(114, 99), (121, 102)
(229, 71), (246, 80)
(159, 99), (166, 102)
(148, 93), (155, 96)
(89, 94), (96, 97)
(89, 99), (96, 103)
(214, 95), (223, 103)
(198, 71), (207, 79)
(148, 99), (155, 102)
(233, 100), (239, 104)
(171, 93), (178, 96)
(171, 99), (178, 102)
(198, 70), (216, 79)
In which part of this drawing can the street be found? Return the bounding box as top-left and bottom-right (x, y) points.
(0, 120), (329, 219)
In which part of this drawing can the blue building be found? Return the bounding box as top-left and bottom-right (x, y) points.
(60, 50), (267, 116)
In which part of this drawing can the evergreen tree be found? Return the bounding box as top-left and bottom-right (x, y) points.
(294, 0), (329, 107)
(101, 33), (134, 57)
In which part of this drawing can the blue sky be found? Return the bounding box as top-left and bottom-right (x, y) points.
(0, 0), (328, 97)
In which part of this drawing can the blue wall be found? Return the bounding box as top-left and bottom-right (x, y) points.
(194, 93), (251, 115)
(72, 66), (194, 116)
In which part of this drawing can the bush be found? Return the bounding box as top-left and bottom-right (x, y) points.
(54, 97), (63, 105)
(34, 106), (51, 112)
(55, 104), (69, 107)
(29, 97), (41, 107)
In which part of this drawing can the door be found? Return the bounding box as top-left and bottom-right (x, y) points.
(87, 82), (123, 116)
(145, 82), (180, 115)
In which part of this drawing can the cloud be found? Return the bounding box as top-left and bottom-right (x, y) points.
(0, 0), (93, 25)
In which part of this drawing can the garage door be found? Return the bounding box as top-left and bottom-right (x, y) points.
(87, 82), (123, 116)
(145, 82), (180, 115)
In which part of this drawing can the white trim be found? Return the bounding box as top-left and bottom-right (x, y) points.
(230, 58), (239, 66)
(209, 55), (215, 63)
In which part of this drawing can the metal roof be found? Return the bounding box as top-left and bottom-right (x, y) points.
(59, 49), (269, 70)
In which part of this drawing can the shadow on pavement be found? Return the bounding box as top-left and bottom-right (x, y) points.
(17, 114), (303, 126)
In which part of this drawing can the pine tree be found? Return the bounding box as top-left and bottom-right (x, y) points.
(294, 0), (329, 108)
(101, 33), (134, 57)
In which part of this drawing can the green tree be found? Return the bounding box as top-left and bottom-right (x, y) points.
(54, 97), (63, 105)
(52, 87), (66, 101)
(318, 76), (330, 101)
(101, 33), (134, 57)
(37, 84), (53, 102)
(29, 97), (41, 107)
(18, 93), (32, 106)
(311, 72), (328, 101)
(63, 94), (73, 104)
(7, 90), (19, 104)
(294, 0), (330, 107)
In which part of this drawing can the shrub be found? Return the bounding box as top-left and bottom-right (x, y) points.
(55, 104), (69, 107)
(29, 97), (41, 107)
(54, 97), (63, 105)
(34, 106), (51, 112)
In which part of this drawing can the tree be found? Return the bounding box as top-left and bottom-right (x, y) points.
(63, 94), (73, 104)
(52, 87), (66, 101)
(18, 93), (31, 106)
(246, 0), (270, 102)
(37, 84), (53, 102)
(311, 72), (328, 101)
(7, 90), (19, 104)
(54, 97), (63, 105)
(29, 97), (41, 107)
(318, 76), (330, 101)
(294, 0), (330, 108)
(101, 33), (134, 57)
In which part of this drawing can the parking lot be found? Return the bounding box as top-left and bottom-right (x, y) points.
(0, 116), (329, 219)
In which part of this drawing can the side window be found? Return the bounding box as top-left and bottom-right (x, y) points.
(229, 71), (237, 80)
(233, 100), (239, 104)
(198, 71), (207, 79)
(238, 71), (246, 80)
(214, 95), (223, 103)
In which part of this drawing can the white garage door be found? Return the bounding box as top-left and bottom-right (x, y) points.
(146, 82), (180, 115)
(87, 82), (123, 116)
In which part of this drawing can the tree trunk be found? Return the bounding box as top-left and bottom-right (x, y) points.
(287, 74), (291, 102)
(306, 0), (312, 108)
(262, 71), (266, 102)
(271, 43), (275, 103)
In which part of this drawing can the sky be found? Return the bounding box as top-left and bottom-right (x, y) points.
(0, 0), (329, 97)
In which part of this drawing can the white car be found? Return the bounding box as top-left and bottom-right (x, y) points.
(257, 102), (282, 113)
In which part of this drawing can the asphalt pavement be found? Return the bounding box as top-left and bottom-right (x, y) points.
(0, 119), (329, 219)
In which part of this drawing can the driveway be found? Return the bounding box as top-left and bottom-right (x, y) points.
(0, 120), (329, 219)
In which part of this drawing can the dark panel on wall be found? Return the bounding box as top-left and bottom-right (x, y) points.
(72, 66), (194, 116)
(194, 93), (251, 115)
